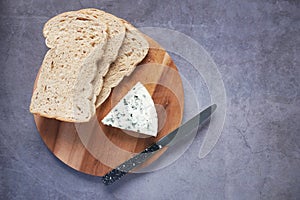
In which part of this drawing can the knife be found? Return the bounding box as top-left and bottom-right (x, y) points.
(102, 104), (217, 185)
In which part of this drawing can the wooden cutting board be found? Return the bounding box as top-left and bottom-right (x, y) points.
(33, 35), (184, 176)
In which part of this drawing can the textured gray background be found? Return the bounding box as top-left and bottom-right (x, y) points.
(0, 0), (300, 200)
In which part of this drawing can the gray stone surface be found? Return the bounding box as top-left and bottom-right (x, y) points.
(0, 0), (299, 199)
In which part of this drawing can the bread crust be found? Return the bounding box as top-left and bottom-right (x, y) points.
(30, 10), (108, 122)
(95, 20), (149, 107)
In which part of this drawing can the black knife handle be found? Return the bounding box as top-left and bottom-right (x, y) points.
(102, 143), (162, 185)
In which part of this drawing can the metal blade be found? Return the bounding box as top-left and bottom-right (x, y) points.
(102, 104), (217, 185)
(156, 104), (217, 147)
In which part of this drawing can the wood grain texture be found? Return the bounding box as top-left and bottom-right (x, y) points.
(33, 35), (184, 176)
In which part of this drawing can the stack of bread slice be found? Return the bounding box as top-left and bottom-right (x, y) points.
(30, 8), (149, 122)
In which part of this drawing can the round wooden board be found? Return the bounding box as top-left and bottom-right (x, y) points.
(34, 35), (184, 176)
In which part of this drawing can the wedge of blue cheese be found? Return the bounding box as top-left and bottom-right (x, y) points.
(101, 82), (158, 137)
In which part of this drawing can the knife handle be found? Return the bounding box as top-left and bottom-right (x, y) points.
(102, 143), (162, 185)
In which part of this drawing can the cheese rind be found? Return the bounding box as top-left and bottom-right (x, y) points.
(101, 82), (158, 137)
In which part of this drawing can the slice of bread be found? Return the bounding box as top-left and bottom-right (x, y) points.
(30, 11), (108, 122)
(95, 21), (149, 107)
(78, 8), (126, 102)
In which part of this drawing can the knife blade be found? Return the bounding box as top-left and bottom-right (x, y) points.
(102, 104), (217, 185)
